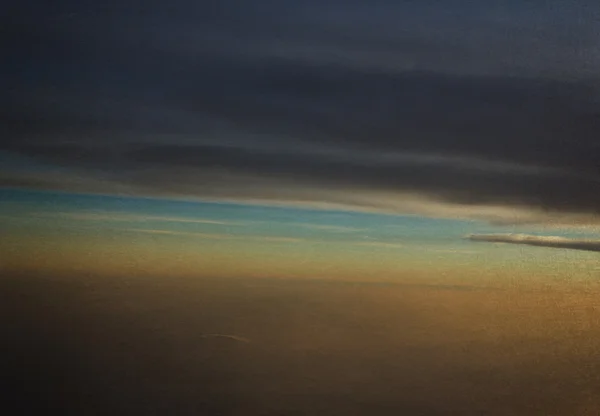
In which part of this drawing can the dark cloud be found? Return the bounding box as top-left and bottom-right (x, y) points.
(121, 142), (600, 211)
(1, 0), (600, 221)
(467, 233), (600, 252)
(199, 334), (251, 343)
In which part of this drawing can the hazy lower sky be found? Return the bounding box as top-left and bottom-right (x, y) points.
(2, 188), (598, 284)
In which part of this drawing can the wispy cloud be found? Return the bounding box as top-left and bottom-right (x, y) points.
(125, 229), (231, 239)
(37, 211), (240, 226)
(353, 241), (406, 249)
(124, 228), (304, 243)
(296, 223), (365, 233)
(426, 248), (479, 255)
(466, 234), (600, 253)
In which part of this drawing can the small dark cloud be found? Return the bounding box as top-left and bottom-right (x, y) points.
(466, 233), (600, 252)
(199, 334), (251, 343)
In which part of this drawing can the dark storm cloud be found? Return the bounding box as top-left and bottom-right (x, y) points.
(2, 0), (600, 219)
(467, 233), (600, 252)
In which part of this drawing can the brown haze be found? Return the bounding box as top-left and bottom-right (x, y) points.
(5, 272), (600, 415)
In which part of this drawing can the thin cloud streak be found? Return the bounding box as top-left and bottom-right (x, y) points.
(466, 234), (600, 253)
(123, 228), (304, 243)
(295, 223), (365, 233)
(354, 241), (406, 249)
(39, 212), (240, 226)
(123, 228), (417, 248)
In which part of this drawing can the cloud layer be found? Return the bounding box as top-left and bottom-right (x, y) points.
(2, 1), (600, 224)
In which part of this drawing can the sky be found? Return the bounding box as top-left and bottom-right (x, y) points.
(1, 0), (599, 279)
(2, 2), (600, 414)
(2, 187), (598, 285)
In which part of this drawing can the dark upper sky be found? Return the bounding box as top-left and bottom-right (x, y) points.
(2, 0), (600, 223)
